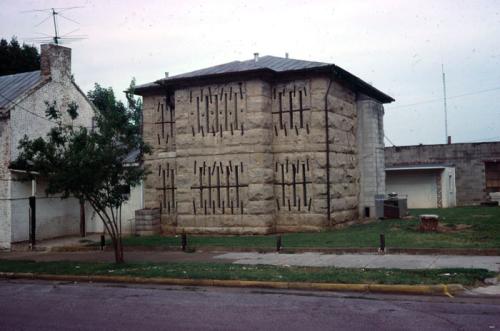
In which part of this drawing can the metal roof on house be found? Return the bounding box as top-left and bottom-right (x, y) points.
(0, 70), (43, 109)
(135, 55), (394, 103)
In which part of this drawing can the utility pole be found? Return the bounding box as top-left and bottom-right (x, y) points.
(442, 64), (449, 143)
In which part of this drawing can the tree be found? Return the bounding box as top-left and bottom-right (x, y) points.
(0, 37), (40, 76)
(125, 78), (143, 131)
(14, 86), (149, 263)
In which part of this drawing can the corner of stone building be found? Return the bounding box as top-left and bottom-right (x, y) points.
(325, 79), (360, 226)
(356, 93), (386, 220)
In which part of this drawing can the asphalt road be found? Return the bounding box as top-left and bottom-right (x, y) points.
(0, 280), (499, 331)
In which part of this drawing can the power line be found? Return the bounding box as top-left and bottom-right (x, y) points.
(384, 134), (397, 147)
(0, 91), (57, 123)
(388, 86), (500, 110)
(0, 91), (93, 129)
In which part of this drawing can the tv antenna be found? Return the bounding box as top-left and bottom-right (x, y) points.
(22, 7), (87, 45)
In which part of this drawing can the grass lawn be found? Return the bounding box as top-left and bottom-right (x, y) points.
(0, 260), (494, 286)
(118, 207), (500, 249)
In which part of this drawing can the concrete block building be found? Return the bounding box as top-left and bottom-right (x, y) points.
(385, 142), (500, 206)
(0, 44), (95, 249)
(135, 54), (393, 234)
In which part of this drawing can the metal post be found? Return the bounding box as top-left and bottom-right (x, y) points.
(276, 235), (282, 252)
(29, 196), (36, 249)
(181, 233), (187, 251)
(442, 64), (448, 144)
(379, 233), (385, 253)
(100, 234), (105, 251)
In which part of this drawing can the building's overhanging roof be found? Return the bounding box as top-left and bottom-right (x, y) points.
(134, 55), (394, 103)
(0, 71), (44, 109)
(386, 164), (454, 171)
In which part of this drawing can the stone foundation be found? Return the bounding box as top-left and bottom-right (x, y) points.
(134, 208), (161, 236)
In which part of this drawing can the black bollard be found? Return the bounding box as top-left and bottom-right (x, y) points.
(379, 233), (385, 253)
(181, 233), (187, 251)
(276, 235), (282, 252)
(29, 196), (36, 249)
(100, 234), (105, 251)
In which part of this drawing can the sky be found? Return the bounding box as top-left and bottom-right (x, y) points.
(1, 0), (499, 146)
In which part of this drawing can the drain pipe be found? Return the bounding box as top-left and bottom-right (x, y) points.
(325, 77), (333, 226)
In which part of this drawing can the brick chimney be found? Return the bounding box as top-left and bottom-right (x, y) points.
(40, 44), (72, 82)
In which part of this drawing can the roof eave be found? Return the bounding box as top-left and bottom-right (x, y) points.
(329, 65), (395, 104)
(135, 65), (394, 104)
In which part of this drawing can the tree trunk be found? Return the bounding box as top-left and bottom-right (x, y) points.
(112, 235), (124, 264)
(79, 199), (86, 237)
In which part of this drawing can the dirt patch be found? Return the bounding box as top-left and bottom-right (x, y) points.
(437, 224), (472, 233)
(471, 214), (493, 219)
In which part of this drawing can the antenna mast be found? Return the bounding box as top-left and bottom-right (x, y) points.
(51, 8), (59, 44)
(442, 64), (449, 143)
(22, 6), (86, 45)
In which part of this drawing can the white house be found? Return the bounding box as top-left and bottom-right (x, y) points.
(0, 44), (99, 249)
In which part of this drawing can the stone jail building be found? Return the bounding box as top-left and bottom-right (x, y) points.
(134, 55), (393, 234)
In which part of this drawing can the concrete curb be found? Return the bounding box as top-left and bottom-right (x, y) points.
(0, 272), (464, 297)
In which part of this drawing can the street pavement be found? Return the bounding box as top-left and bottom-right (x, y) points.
(0, 279), (499, 331)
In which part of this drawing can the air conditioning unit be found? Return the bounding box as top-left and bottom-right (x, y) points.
(383, 193), (408, 219)
(374, 194), (385, 219)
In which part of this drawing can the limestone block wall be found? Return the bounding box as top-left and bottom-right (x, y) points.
(174, 80), (274, 234)
(140, 75), (368, 233)
(356, 94), (385, 218)
(272, 78), (329, 231)
(142, 92), (177, 232)
(141, 94), (175, 153)
(328, 82), (360, 224)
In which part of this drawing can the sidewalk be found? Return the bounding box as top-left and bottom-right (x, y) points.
(10, 234), (102, 252)
(1, 250), (499, 272)
(215, 252), (500, 272)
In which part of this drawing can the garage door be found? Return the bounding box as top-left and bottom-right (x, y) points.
(386, 170), (438, 208)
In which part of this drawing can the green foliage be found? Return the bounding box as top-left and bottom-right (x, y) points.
(0, 260), (494, 286)
(0, 37), (40, 75)
(125, 78), (142, 130)
(87, 80), (142, 134)
(14, 85), (150, 263)
(119, 207), (500, 250)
